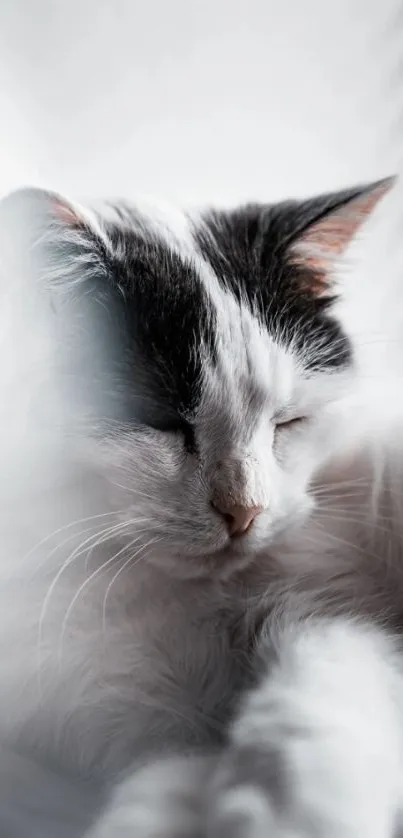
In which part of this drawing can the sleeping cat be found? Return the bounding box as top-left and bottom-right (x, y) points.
(0, 178), (400, 837)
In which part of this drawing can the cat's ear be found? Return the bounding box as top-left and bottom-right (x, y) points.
(0, 186), (89, 235)
(0, 186), (108, 282)
(285, 177), (395, 294)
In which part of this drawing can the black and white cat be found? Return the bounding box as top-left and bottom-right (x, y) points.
(0, 179), (401, 837)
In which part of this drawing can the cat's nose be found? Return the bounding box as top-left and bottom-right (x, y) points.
(212, 501), (263, 537)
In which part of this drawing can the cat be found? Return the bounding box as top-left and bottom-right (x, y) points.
(0, 178), (400, 837)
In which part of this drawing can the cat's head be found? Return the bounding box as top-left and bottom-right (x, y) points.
(0, 180), (393, 577)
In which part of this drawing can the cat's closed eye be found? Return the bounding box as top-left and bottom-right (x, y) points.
(274, 416), (306, 431)
(159, 419), (196, 452)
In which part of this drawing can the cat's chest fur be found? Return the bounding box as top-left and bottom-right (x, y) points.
(1, 542), (258, 780)
(79, 571), (257, 777)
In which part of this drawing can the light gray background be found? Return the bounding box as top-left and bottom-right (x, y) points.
(0, 0), (402, 204)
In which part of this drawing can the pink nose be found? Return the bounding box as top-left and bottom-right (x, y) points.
(212, 501), (263, 537)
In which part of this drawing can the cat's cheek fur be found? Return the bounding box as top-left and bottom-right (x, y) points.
(89, 431), (231, 570)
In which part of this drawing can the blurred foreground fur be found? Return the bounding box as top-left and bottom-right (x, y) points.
(0, 746), (100, 838)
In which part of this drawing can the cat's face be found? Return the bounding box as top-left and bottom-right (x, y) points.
(98, 310), (352, 577)
(1, 182), (392, 577)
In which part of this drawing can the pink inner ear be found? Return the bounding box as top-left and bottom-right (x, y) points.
(290, 179), (394, 288)
(51, 197), (83, 229)
(299, 183), (391, 258)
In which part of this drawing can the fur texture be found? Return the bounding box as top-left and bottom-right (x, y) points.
(0, 179), (401, 836)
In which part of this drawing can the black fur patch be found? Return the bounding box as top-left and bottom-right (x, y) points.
(0, 188), (216, 439)
(193, 201), (353, 371)
(84, 222), (217, 438)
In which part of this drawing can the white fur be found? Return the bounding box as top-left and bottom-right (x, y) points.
(0, 187), (403, 836)
(213, 620), (403, 838)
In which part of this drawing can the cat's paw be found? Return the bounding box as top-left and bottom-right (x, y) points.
(207, 784), (279, 838)
(207, 746), (295, 838)
(87, 754), (212, 838)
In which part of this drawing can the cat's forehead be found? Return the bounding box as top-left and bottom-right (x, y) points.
(96, 197), (196, 257)
(98, 198), (351, 373)
(91, 198), (351, 426)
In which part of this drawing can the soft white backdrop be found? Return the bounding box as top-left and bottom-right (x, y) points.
(0, 0), (402, 205)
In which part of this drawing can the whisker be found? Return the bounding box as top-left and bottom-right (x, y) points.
(312, 525), (385, 561)
(23, 509), (128, 571)
(101, 536), (163, 635)
(37, 518), (134, 700)
(83, 516), (153, 572)
(311, 489), (371, 501)
(311, 480), (374, 495)
(57, 528), (156, 668)
(315, 503), (394, 519)
(314, 510), (400, 537)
